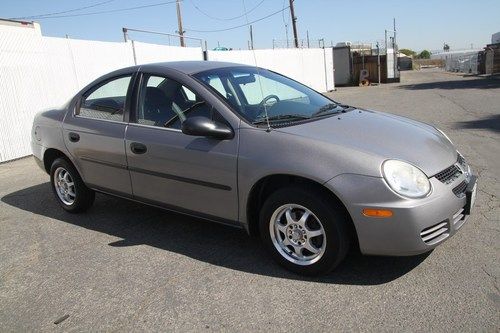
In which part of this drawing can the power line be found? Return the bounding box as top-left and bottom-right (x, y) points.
(10, 0), (115, 20)
(186, 5), (290, 33)
(13, 1), (178, 20)
(188, 0), (266, 21)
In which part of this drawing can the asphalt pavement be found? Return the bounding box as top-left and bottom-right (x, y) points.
(0, 69), (498, 331)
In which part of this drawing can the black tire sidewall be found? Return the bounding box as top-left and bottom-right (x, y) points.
(259, 186), (350, 275)
(50, 158), (94, 213)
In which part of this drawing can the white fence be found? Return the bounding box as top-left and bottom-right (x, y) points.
(207, 48), (334, 92)
(0, 25), (203, 163)
(0, 24), (335, 163)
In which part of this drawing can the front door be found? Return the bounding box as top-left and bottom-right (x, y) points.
(125, 73), (239, 222)
(63, 74), (134, 196)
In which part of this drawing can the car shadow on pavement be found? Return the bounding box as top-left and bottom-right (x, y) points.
(454, 114), (500, 133)
(398, 77), (500, 90)
(2, 183), (430, 285)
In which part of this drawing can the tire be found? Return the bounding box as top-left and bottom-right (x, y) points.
(259, 186), (350, 276)
(50, 157), (95, 213)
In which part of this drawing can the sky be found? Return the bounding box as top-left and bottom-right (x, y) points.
(2, 0), (499, 52)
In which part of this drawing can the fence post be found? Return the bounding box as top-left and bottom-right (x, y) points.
(323, 47), (328, 91)
(131, 40), (137, 65)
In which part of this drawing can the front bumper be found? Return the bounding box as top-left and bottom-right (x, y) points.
(326, 172), (476, 256)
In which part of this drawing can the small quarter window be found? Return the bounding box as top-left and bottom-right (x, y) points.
(79, 75), (132, 121)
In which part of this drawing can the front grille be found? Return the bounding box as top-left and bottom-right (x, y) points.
(452, 180), (467, 197)
(420, 221), (450, 244)
(434, 164), (462, 184)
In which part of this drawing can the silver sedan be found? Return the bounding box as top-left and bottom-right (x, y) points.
(31, 61), (477, 275)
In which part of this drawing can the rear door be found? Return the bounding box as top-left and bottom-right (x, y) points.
(63, 73), (135, 196)
(125, 72), (239, 222)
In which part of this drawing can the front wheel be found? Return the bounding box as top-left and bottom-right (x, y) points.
(259, 186), (350, 275)
(50, 158), (95, 213)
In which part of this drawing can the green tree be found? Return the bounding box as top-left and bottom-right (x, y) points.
(399, 48), (416, 57)
(418, 50), (431, 59)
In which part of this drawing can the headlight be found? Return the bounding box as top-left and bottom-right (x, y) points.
(457, 151), (472, 182)
(436, 127), (452, 144)
(382, 160), (431, 198)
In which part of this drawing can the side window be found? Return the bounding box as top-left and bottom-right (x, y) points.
(137, 75), (217, 130)
(204, 75), (227, 96)
(79, 76), (132, 121)
(199, 74), (241, 112)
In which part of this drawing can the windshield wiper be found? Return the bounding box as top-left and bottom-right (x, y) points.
(252, 114), (310, 125)
(311, 103), (353, 118)
(310, 103), (343, 118)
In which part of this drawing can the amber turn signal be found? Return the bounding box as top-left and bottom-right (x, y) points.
(362, 208), (393, 218)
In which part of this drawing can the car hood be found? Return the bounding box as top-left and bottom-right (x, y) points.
(275, 109), (457, 177)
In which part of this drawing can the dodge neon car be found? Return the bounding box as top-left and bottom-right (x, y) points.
(31, 61), (477, 275)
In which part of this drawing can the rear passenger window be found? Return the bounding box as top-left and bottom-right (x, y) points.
(79, 76), (132, 121)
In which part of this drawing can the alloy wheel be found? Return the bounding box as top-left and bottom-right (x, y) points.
(269, 204), (327, 265)
(53, 167), (76, 205)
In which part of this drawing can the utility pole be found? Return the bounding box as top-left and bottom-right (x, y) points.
(176, 0), (185, 47)
(289, 0), (299, 48)
(306, 30), (310, 48)
(249, 24), (254, 50)
(376, 41), (381, 85)
(393, 17), (396, 48)
(393, 18), (397, 80)
(385, 29), (387, 52)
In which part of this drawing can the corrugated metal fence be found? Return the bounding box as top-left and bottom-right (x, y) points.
(0, 25), (203, 163)
(0, 25), (334, 163)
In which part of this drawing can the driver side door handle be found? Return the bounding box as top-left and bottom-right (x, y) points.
(130, 142), (147, 154)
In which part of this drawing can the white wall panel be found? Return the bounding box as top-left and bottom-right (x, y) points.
(0, 26), (72, 162)
(0, 29), (202, 162)
(133, 41), (203, 64)
(207, 48), (335, 92)
(68, 39), (134, 88)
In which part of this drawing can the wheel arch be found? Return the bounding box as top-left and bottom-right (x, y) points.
(43, 148), (74, 174)
(246, 174), (359, 248)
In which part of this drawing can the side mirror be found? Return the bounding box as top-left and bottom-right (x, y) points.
(181, 116), (234, 140)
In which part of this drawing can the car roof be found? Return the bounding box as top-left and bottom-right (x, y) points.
(139, 61), (252, 75)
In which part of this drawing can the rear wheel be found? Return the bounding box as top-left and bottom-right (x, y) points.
(50, 158), (95, 213)
(259, 186), (350, 275)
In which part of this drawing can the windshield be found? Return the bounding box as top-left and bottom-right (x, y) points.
(193, 66), (346, 125)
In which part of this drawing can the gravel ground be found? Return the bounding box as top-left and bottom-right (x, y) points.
(0, 69), (499, 332)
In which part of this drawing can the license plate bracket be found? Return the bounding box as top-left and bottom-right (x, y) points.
(463, 175), (477, 215)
